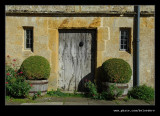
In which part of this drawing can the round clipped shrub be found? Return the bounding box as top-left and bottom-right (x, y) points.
(20, 55), (51, 80)
(101, 58), (132, 83)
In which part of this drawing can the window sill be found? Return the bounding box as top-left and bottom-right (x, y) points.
(119, 49), (131, 54)
(22, 50), (34, 57)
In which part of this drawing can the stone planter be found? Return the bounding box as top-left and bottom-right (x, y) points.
(26, 80), (48, 96)
(102, 82), (129, 97)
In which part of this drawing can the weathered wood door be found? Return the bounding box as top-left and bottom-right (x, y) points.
(58, 29), (96, 92)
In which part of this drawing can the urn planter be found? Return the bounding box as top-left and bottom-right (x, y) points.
(102, 82), (129, 97)
(26, 80), (48, 96)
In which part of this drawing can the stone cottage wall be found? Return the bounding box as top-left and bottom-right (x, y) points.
(5, 5), (155, 90)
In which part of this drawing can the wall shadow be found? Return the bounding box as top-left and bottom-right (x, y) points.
(77, 66), (104, 92)
(95, 66), (104, 93)
(77, 73), (93, 92)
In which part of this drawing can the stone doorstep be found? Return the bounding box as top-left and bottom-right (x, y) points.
(61, 91), (85, 94)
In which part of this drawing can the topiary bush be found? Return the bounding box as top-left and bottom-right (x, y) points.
(127, 84), (154, 101)
(20, 55), (51, 80)
(101, 58), (132, 83)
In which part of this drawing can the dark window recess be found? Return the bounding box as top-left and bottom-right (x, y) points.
(24, 28), (33, 51)
(120, 28), (130, 51)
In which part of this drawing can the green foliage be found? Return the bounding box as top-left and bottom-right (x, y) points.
(84, 80), (123, 100)
(6, 95), (37, 103)
(47, 88), (66, 97)
(47, 89), (85, 97)
(20, 55), (51, 80)
(6, 65), (31, 98)
(102, 58), (132, 83)
(84, 81), (99, 99)
(6, 96), (11, 101)
(101, 84), (123, 100)
(128, 84), (154, 101)
(32, 91), (42, 100)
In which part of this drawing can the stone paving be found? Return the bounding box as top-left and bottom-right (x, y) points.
(6, 96), (155, 105)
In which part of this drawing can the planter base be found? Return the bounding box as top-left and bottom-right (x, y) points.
(102, 82), (129, 97)
(26, 80), (48, 96)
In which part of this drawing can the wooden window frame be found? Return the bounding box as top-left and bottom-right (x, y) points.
(23, 27), (33, 51)
(119, 28), (131, 52)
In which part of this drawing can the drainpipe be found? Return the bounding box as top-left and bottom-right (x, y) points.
(134, 5), (140, 86)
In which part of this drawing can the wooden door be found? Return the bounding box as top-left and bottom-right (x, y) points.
(58, 29), (96, 92)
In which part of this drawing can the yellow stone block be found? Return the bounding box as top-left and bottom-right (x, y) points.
(59, 18), (71, 27)
(48, 19), (62, 29)
(97, 27), (109, 41)
(89, 17), (101, 27)
(48, 19), (53, 28)
(48, 29), (58, 51)
(103, 17), (115, 27)
(96, 51), (102, 67)
(48, 29), (58, 77)
(51, 52), (58, 73)
(140, 17), (154, 28)
(97, 40), (105, 51)
(59, 18), (91, 28)
(35, 18), (48, 35)
(72, 19), (89, 27)
(48, 73), (58, 91)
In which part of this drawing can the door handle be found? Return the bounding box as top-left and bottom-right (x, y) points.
(79, 41), (84, 47)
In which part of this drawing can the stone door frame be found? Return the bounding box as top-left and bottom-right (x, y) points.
(47, 19), (109, 91)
